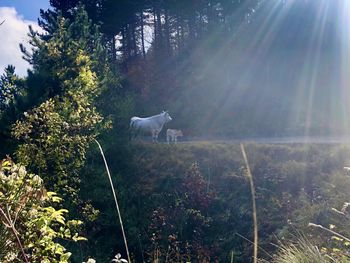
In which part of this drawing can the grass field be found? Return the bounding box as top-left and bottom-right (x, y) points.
(80, 141), (350, 262)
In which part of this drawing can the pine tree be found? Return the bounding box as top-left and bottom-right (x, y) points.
(0, 65), (25, 156)
(0, 65), (22, 113)
(13, 6), (112, 205)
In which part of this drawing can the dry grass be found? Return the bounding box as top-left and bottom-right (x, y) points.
(241, 143), (258, 263)
(270, 237), (335, 263)
(95, 139), (131, 263)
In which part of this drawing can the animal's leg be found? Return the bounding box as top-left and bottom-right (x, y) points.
(131, 126), (140, 141)
(167, 134), (170, 144)
(136, 127), (142, 141)
(129, 120), (136, 141)
(175, 136), (177, 144)
(129, 128), (135, 141)
(154, 130), (160, 143)
(129, 127), (133, 141)
(152, 130), (156, 143)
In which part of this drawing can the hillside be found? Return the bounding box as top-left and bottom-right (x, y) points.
(79, 142), (350, 262)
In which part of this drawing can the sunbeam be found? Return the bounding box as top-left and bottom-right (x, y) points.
(339, 0), (350, 135)
(162, 0), (350, 137)
(295, 0), (329, 137)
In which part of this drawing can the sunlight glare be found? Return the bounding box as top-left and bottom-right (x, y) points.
(340, 1), (350, 135)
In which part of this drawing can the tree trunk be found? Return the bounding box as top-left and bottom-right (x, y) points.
(140, 12), (146, 59)
(126, 24), (132, 58)
(121, 26), (127, 59)
(207, 0), (214, 32)
(111, 35), (116, 61)
(179, 15), (185, 50)
(188, 13), (196, 43)
(156, 5), (163, 49)
(164, 8), (171, 55)
(176, 14), (181, 54)
(121, 26), (128, 71)
(198, 11), (203, 38)
(153, 7), (157, 47)
(131, 18), (138, 57)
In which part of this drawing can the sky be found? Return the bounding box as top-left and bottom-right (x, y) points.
(0, 0), (50, 76)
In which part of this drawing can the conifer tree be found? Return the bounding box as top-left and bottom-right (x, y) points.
(0, 66), (25, 156)
(13, 6), (112, 207)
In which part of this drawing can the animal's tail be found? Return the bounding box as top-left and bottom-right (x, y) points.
(129, 118), (136, 140)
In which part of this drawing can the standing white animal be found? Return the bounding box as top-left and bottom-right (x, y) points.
(166, 129), (183, 144)
(130, 111), (172, 142)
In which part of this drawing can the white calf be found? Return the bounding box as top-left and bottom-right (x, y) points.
(167, 129), (183, 144)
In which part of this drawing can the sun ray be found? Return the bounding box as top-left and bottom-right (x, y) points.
(339, 0), (350, 135)
(173, 0), (349, 137)
(296, 1), (329, 137)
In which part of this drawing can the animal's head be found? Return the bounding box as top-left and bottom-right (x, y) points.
(162, 111), (172, 122)
(177, 130), (183, 136)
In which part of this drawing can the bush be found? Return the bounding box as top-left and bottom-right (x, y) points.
(0, 157), (85, 262)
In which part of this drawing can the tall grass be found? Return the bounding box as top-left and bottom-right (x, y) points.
(271, 237), (334, 263)
(241, 143), (258, 263)
(95, 139), (131, 263)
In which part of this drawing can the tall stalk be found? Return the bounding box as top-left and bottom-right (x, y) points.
(240, 143), (258, 263)
(0, 207), (29, 263)
(94, 139), (131, 263)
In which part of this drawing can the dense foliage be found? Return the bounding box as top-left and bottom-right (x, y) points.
(13, 48), (106, 200)
(75, 142), (350, 262)
(10, 6), (123, 212)
(1, 5), (125, 261)
(0, 157), (84, 262)
(0, 66), (26, 156)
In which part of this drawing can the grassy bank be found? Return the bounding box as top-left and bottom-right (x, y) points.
(78, 142), (350, 262)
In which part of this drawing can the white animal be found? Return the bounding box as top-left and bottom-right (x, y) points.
(166, 129), (183, 144)
(130, 111), (172, 142)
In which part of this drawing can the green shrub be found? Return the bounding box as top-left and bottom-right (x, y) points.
(0, 157), (85, 262)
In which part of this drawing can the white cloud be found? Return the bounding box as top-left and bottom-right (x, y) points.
(0, 7), (41, 76)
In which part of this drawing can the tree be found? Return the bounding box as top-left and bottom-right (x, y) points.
(0, 66), (25, 157)
(0, 65), (22, 113)
(13, 6), (111, 206)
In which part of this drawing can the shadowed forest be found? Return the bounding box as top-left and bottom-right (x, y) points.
(1, 0), (350, 262)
